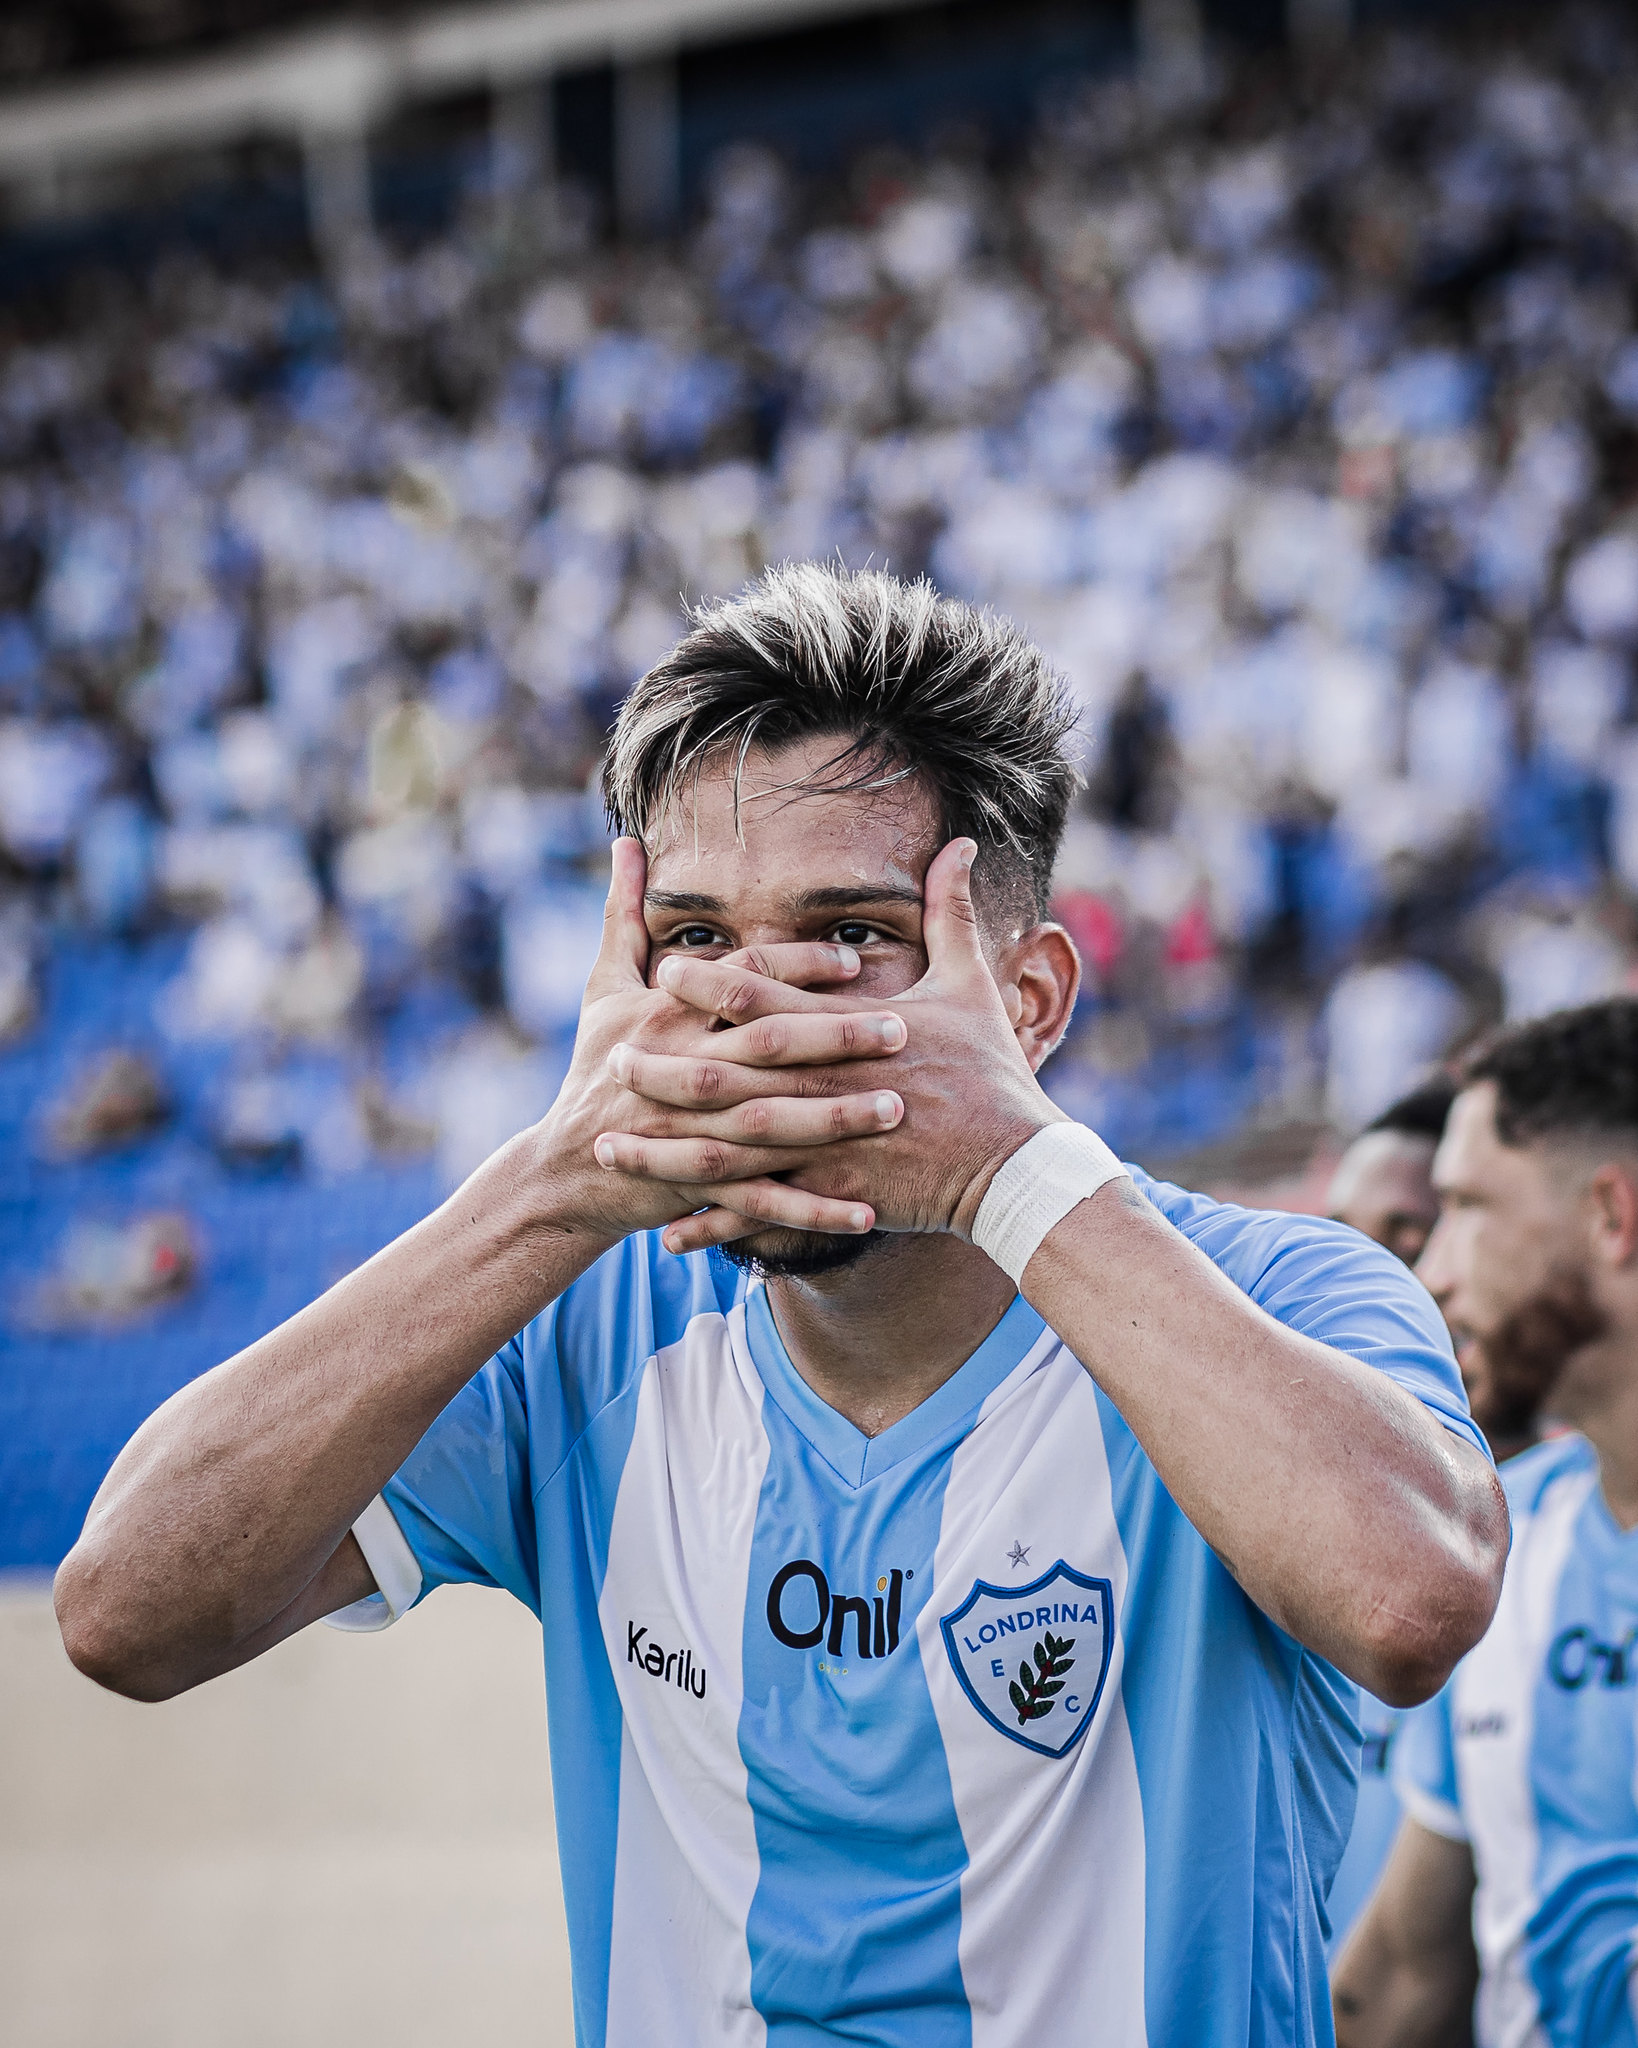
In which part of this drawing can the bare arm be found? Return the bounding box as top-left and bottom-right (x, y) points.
(1333, 1818), (1478, 2048)
(1015, 1185), (1504, 1702)
(55, 1140), (614, 1701)
(612, 841), (1509, 1704)
(54, 847), (898, 1702)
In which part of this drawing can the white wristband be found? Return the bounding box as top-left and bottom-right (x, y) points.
(972, 1122), (1129, 1287)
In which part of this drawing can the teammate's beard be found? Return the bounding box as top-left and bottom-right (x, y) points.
(1476, 1262), (1607, 1439)
(719, 1228), (887, 1280)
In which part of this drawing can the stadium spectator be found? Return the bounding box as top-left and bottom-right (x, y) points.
(11, 8), (1638, 1266)
(54, 566), (1508, 2046)
(1333, 997), (1638, 2048)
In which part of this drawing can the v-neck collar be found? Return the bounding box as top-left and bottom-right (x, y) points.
(743, 1280), (1049, 1490)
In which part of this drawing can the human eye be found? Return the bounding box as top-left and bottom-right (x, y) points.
(672, 924), (726, 950)
(829, 920), (888, 948)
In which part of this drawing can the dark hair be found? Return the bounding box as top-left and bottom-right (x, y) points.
(1366, 1075), (1458, 1143)
(602, 562), (1080, 921)
(1458, 997), (1638, 1147)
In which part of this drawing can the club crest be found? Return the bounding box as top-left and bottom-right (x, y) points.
(940, 1560), (1113, 1758)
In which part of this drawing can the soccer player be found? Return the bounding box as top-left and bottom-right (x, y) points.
(1330, 1074), (1548, 1465)
(1333, 998), (1638, 2048)
(56, 568), (1506, 2048)
(1324, 1076), (1552, 1969)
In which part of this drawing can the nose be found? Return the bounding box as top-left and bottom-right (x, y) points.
(1414, 1214), (1453, 1301)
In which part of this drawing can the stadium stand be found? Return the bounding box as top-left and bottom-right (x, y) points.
(4, 4), (1638, 1568)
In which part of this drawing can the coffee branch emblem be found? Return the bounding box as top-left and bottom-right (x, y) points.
(1009, 1630), (1076, 1725)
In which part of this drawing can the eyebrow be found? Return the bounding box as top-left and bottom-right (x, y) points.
(644, 885), (923, 915)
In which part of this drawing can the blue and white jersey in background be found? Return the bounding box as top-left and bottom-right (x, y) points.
(1323, 1689), (1404, 1962)
(333, 1167), (1484, 2048)
(1397, 1434), (1638, 2048)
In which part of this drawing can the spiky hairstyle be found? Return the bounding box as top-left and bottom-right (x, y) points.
(1459, 997), (1638, 1147)
(602, 563), (1080, 921)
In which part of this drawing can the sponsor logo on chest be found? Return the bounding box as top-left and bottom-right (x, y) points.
(1547, 1623), (1638, 1691)
(765, 1558), (911, 1660)
(940, 1560), (1114, 1759)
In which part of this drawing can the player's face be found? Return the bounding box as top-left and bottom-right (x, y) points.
(1326, 1131), (1441, 1266)
(1417, 1083), (1600, 1438)
(640, 735), (985, 1279)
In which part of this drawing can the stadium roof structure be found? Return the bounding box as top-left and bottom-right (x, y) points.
(0, 0), (953, 187)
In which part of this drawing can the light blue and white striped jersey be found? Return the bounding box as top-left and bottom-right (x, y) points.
(335, 1168), (1484, 2048)
(1397, 1433), (1638, 2048)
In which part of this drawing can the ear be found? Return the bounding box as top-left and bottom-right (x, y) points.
(1587, 1161), (1638, 1270)
(997, 923), (1081, 1072)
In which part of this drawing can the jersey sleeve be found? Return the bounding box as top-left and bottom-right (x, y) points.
(323, 1234), (739, 1631)
(1132, 1170), (1491, 1465)
(323, 1335), (541, 1628)
(1391, 1686), (1467, 1842)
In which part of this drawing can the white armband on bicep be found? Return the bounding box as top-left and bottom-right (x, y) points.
(322, 1494), (424, 1633)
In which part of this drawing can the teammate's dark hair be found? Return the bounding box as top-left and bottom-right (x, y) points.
(1366, 1075), (1457, 1143)
(602, 562), (1080, 922)
(1458, 998), (1638, 1147)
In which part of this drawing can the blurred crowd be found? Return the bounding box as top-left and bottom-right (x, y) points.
(7, 9), (1638, 1319)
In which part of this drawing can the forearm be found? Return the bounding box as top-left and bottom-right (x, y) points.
(1332, 1825), (1478, 2048)
(55, 1128), (612, 1699)
(1333, 1950), (1476, 2048)
(1020, 1181), (1506, 1700)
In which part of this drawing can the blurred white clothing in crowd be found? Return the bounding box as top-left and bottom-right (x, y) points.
(4, 10), (1638, 1171)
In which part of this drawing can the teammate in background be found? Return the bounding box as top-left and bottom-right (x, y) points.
(1323, 1077), (1457, 1963)
(1328, 1079), (1455, 1269)
(1331, 1072), (1547, 1464)
(1334, 998), (1638, 2048)
(1325, 1076), (1551, 1967)
(55, 568), (1506, 2048)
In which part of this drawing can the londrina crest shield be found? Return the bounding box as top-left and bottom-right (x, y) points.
(940, 1560), (1113, 1758)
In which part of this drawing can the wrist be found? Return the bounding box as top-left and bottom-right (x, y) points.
(418, 1122), (623, 1316)
(967, 1121), (1130, 1287)
(950, 1108), (1067, 1242)
(501, 1114), (626, 1250)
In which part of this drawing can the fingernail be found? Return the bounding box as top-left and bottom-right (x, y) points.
(959, 840), (977, 869)
(656, 957), (681, 988)
(595, 1137), (616, 1167)
(875, 1093), (899, 1125)
(608, 1044), (631, 1081)
(878, 1016), (906, 1049)
(834, 946), (860, 973)
(849, 1207), (871, 1231)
